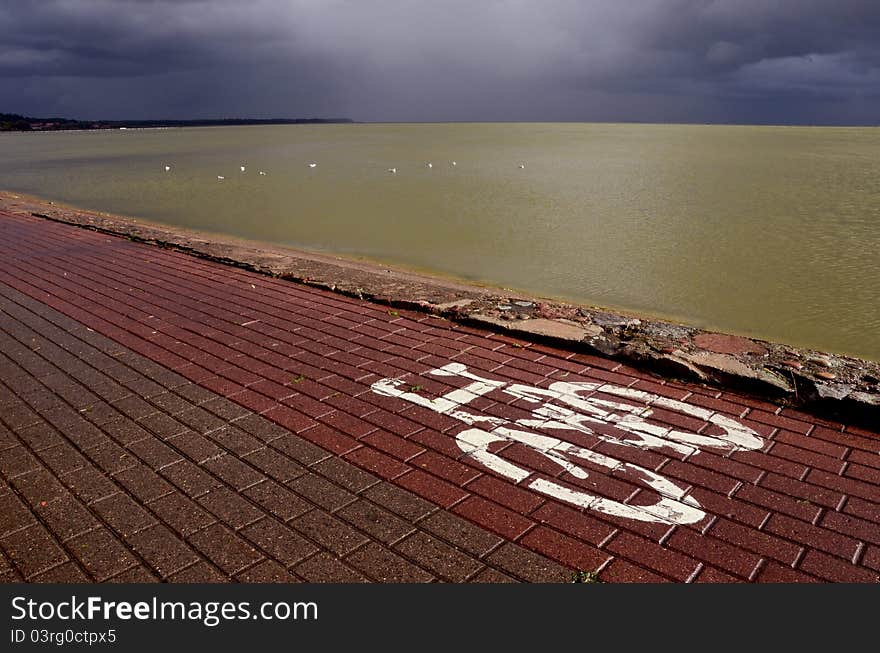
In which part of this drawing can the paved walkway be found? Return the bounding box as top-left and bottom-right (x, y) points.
(0, 211), (878, 583)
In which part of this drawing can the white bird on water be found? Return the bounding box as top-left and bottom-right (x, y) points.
(240, 165), (246, 172)
(164, 165), (171, 172)
(387, 167), (397, 174)
(451, 161), (457, 166)
(308, 163), (317, 168)
(217, 175), (225, 180)
(518, 163), (525, 169)
(259, 171), (267, 176)
(426, 162), (432, 168)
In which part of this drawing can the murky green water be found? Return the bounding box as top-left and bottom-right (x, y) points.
(2, 123), (879, 360)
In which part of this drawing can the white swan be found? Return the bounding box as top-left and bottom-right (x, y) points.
(308, 163), (317, 168)
(164, 165), (171, 172)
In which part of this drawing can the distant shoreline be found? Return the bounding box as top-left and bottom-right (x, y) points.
(3, 113), (877, 133)
(0, 114), (355, 132)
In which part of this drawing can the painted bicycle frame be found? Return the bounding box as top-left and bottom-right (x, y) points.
(372, 363), (763, 525)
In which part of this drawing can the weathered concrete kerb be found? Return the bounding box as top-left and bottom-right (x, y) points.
(1, 190), (878, 425)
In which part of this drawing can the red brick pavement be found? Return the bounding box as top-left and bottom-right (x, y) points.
(1, 210), (878, 583)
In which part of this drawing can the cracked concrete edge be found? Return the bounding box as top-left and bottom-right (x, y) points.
(2, 190), (878, 428)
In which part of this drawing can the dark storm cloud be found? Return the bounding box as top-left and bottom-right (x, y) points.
(1, 1), (878, 123)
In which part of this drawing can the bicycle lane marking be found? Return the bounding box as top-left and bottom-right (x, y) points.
(372, 363), (764, 525)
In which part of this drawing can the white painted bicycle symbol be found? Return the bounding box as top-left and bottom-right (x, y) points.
(372, 363), (763, 525)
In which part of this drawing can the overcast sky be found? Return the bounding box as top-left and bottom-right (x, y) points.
(1, 0), (878, 124)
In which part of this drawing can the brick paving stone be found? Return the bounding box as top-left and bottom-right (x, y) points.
(67, 528), (138, 581)
(241, 480), (311, 522)
(735, 483), (823, 523)
(466, 474), (544, 514)
(599, 558), (668, 583)
(0, 524), (68, 579)
(88, 441), (138, 475)
(519, 527), (609, 572)
(105, 566), (160, 583)
(176, 406), (228, 435)
(61, 467), (118, 504)
(693, 567), (740, 583)
(197, 486), (264, 530)
(471, 567), (517, 583)
(174, 384), (216, 406)
(159, 460), (222, 498)
(235, 559), (300, 583)
(755, 561), (821, 583)
(397, 470), (469, 508)
(393, 531), (483, 581)
(605, 532), (700, 581)
(843, 496), (880, 524)
(3, 212), (880, 583)
(137, 412), (189, 440)
(344, 447), (411, 479)
(113, 464), (175, 503)
(345, 542), (434, 582)
(710, 518), (802, 566)
(187, 523), (263, 575)
(31, 562), (91, 583)
(15, 422), (65, 452)
(166, 431), (225, 464)
(167, 561), (227, 583)
(686, 488), (770, 529)
(233, 413), (290, 442)
(126, 524), (200, 578)
(798, 549), (879, 583)
(148, 492), (217, 537)
(108, 393), (159, 421)
(759, 472), (845, 510)
(821, 511), (880, 546)
(861, 546), (880, 572)
(764, 513), (860, 560)
(312, 456), (379, 493)
(37, 443), (89, 476)
(298, 422), (361, 456)
(148, 392), (194, 416)
(34, 494), (105, 542)
(126, 437), (183, 470)
(362, 482), (437, 522)
(11, 468), (68, 506)
(287, 473), (358, 512)
(418, 511), (503, 557)
(269, 432), (330, 466)
(290, 510), (369, 556)
(102, 419), (153, 446)
(336, 499), (415, 544)
(531, 502), (617, 547)
(240, 517), (318, 566)
(0, 491), (37, 538)
(666, 528), (762, 579)
(485, 542), (571, 583)
(207, 426), (263, 457)
(0, 446), (41, 478)
(453, 496), (534, 541)
(294, 553), (369, 583)
(807, 468), (880, 504)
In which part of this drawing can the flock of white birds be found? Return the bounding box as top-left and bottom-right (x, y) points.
(162, 160), (526, 179)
